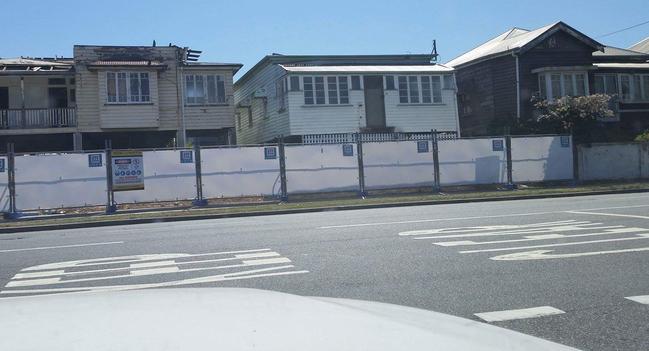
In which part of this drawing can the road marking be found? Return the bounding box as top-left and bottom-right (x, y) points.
(130, 260), (176, 269)
(490, 247), (649, 261)
(475, 306), (565, 322)
(0, 241), (124, 253)
(131, 266), (180, 276)
(460, 234), (649, 254)
(567, 211), (649, 220)
(407, 223), (621, 240)
(625, 295), (649, 305)
(5, 278), (61, 288)
(434, 227), (648, 247)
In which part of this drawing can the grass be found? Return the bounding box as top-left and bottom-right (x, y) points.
(1, 180), (648, 230)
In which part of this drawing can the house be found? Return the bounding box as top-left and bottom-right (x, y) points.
(0, 45), (242, 152)
(447, 21), (649, 137)
(233, 54), (459, 144)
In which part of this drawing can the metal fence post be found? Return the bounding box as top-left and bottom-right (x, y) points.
(356, 133), (367, 198)
(192, 143), (207, 206)
(4, 143), (20, 219)
(504, 128), (515, 190)
(278, 136), (288, 202)
(431, 129), (441, 193)
(105, 140), (117, 214)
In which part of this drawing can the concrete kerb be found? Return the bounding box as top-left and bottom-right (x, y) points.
(1, 187), (648, 234)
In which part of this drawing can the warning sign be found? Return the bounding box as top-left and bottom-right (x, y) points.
(112, 150), (144, 191)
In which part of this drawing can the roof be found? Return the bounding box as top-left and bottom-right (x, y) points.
(0, 57), (74, 74)
(185, 62), (243, 74)
(446, 22), (604, 68)
(630, 37), (649, 54)
(236, 54), (435, 87)
(279, 64), (453, 73)
(594, 62), (649, 69)
(90, 60), (164, 66)
(594, 46), (648, 57)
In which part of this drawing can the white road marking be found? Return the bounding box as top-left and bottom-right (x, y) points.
(0, 241), (124, 253)
(14, 270), (64, 279)
(490, 247), (649, 261)
(130, 266), (180, 275)
(460, 234), (649, 254)
(5, 277), (61, 288)
(130, 260), (176, 269)
(567, 211), (649, 220)
(400, 220), (583, 237)
(625, 295), (649, 305)
(475, 306), (565, 322)
(434, 227), (648, 247)
(410, 224), (620, 240)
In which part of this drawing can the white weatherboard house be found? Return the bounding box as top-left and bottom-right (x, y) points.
(234, 54), (460, 144)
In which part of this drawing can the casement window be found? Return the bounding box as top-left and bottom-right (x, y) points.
(443, 75), (455, 89)
(351, 76), (361, 90)
(594, 74), (649, 102)
(289, 76), (300, 91)
(593, 74), (618, 95)
(303, 76), (350, 105)
(184, 74), (225, 105)
(107, 72), (150, 103)
(385, 76), (396, 90)
(538, 72), (588, 100)
(276, 77), (287, 111)
(398, 75), (443, 104)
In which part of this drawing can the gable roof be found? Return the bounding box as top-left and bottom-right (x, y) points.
(446, 21), (604, 68)
(630, 37), (649, 54)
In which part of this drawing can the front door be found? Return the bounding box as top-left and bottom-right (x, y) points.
(363, 76), (386, 129)
(48, 87), (68, 108)
(0, 87), (8, 109)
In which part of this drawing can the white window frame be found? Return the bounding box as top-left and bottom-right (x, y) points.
(537, 71), (588, 100)
(302, 75), (351, 106)
(593, 73), (649, 102)
(397, 75), (443, 104)
(106, 71), (150, 104)
(184, 73), (226, 106)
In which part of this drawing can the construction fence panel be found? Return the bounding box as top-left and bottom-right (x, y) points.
(438, 138), (507, 185)
(114, 149), (196, 204)
(511, 136), (574, 182)
(15, 153), (107, 210)
(363, 140), (435, 189)
(201, 146), (281, 198)
(285, 144), (358, 193)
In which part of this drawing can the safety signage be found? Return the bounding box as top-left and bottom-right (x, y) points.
(180, 150), (193, 163)
(112, 150), (144, 191)
(0, 159), (4, 173)
(492, 139), (504, 151)
(88, 154), (103, 168)
(264, 147), (277, 160)
(560, 136), (570, 148)
(342, 144), (354, 157)
(417, 141), (429, 153)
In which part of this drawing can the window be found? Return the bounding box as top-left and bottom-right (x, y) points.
(290, 76), (300, 91)
(539, 74), (547, 98)
(302, 76), (350, 105)
(408, 76), (419, 103)
(421, 76), (432, 103)
(48, 78), (67, 85)
(398, 76), (408, 103)
(431, 76), (442, 103)
(550, 74), (561, 99)
(351, 76), (361, 90)
(276, 77), (287, 111)
(643, 76), (649, 101)
(398, 75), (442, 104)
(620, 75), (632, 101)
(562, 74), (575, 97)
(106, 72), (149, 104)
(594, 74), (618, 95)
(443, 75), (455, 89)
(385, 76), (395, 90)
(538, 72), (588, 99)
(184, 74), (226, 105)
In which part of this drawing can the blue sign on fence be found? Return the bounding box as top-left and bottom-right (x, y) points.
(264, 147), (277, 160)
(492, 139), (504, 151)
(560, 136), (570, 148)
(417, 141), (429, 153)
(342, 144), (354, 157)
(180, 150), (193, 163)
(88, 154), (103, 167)
(0, 159), (4, 173)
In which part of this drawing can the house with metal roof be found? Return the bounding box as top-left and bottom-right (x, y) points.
(233, 54), (459, 144)
(0, 45), (242, 152)
(446, 21), (649, 137)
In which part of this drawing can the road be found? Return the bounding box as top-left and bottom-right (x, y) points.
(1, 192), (649, 350)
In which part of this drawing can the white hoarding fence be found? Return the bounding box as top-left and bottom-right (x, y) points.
(511, 136), (574, 182)
(363, 140), (436, 189)
(285, 144), (358, 193)
(438, 138), (507, 185)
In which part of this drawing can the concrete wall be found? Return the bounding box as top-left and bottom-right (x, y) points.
(578, 142), (648, 180)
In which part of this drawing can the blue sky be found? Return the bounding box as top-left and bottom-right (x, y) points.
(3, 0), (648, 78)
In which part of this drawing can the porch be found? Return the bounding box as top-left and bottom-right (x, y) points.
(0, 107), (76, 129)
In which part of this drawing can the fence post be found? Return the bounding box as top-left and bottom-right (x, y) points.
(356, 133), (367, 198)
(192, 143), (207, 206)
(431, 129), (441, 193)
(104, 139), (117, 214)
(504, 128), (515, 190)
(4, 143), (20, 219)
(278, 136), (288, 202)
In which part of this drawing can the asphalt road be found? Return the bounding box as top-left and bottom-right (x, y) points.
(1, 193), (649, 350)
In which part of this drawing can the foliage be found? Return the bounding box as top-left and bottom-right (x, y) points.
(634, 130), (649, 142)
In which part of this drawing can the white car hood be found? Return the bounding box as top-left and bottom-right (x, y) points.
(0, 288), (579, 351)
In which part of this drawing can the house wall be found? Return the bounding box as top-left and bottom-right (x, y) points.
(234, 64), (290, 144)
(96, 70), (160, 129)
(0, 76), (73, 109)
(183, 69), (236, 130)
(384, 88), (459, 132)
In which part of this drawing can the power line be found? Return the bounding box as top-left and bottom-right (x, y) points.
(596, 19), (649, 39)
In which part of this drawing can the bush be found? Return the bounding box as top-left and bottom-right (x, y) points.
(634, 130), (649, 142)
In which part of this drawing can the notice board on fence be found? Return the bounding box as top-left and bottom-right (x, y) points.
(112, 150), (144, 191)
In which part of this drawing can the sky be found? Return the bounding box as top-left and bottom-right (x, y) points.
(2, 0), (648, 79)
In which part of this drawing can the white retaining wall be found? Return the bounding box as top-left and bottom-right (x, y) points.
(578, 142), (649, 180)
(285, 144), (358, 193)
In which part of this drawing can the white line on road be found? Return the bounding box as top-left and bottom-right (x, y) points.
(409, 224), (619, 240)
(625, 295), (649, 305)
(0, 241), (124, 253)
(490, 247), (649, 261)
(475, 306), (565, 322)
(567, 211), (649, 220)
(460, 234), (649, 254)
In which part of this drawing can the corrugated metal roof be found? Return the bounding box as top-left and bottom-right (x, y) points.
(594, 46), (647, 57)
(629, 37), (649, 54)
(278, 64), (453, 73)
(594, 63), (649, 69)
(0, 58), (70, 66)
